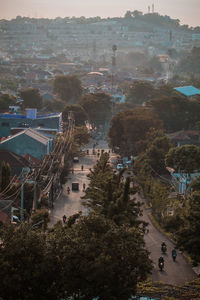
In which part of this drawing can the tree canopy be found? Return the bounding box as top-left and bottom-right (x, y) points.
(19, 88), (43, 109)
(165, 145), (200, 174)
(148, 95), (200, 132)
(175, 191), (200, 263)
(176, 47), (200, 75)
(0, 211), (152, 299)
(53, 75), (82, 103)
(0, 94), (16, 110)
(73, 126), (90, 146)
(62, 104), (88, 126)
(79, 93), (112, 128)
(127, 81), (156, 105)
(108, 108), (162, 156)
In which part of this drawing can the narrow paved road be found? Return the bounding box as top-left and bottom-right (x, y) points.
(51, 138), (197, 285)
(50, 139), (111, 225)
(136, 193), (196, 285)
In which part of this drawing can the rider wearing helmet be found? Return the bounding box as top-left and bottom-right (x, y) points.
(159, 256), (164, 263)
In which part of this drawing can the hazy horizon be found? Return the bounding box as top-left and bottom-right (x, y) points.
(0, 0), (200, 27)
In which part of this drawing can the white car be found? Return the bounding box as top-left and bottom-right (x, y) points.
(117, 163), (124, 170)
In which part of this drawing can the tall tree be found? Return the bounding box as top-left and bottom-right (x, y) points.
(176, 191), (200, 263)
(0, 215), (152, 299)
(49, 213), (152, 300)
(165, 145), (200, 174)
(0, 94), (16, 110)
(62, 104), (88, 126)
(148, 95), (200, 132)
(127, 81), (155, 105)
(73, 126), (90, 146)
(79, 93), (112, 128)
(82, 153), (144, 228)
(108, 108), (162, 156)
(19, 88), (42, 109)
(53, 75), (82, 103)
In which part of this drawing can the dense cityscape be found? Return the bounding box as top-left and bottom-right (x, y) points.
(0, 6), (200, 300)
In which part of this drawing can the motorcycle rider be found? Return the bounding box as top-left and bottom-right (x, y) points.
(158, 256), (164, 270)
(161, 242), (167, 253)
(172, 249), (177, 261)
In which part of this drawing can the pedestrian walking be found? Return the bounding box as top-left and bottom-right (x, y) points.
(63, 215), (66, 224)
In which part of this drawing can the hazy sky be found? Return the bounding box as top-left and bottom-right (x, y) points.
(0, 0), (199, 27)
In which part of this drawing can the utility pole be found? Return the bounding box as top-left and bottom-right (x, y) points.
(21, 173), (24, 221)
(111, 44), (117, 93)
(32, 181), (37, 211)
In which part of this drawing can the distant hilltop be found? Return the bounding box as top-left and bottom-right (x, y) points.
(0, 11), (199, 32)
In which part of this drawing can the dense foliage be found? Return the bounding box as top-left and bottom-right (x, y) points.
(108, 108), (162, 155)
(53, 75), (82, 103)
(79, 93), (112, 129)
(176, 47), (200, 75)
(0, 153), (153, 299)
(19, 88), (43, 109)
(165, 145), (200, 173)
(148, 95), (200, 132)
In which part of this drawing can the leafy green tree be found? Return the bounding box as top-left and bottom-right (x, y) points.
(190, 176), (200, 191)
(176, 47), (200, 75)
(176, 191), (200, 263)
(165, 145), (200, 174)
(0, 214), (152, 299)
(79, 93), (112, 128)
(53, 75), (82, 103)
(0, 161), (11, 191)
(108, 108), (162, 156)
(148, 95), (200, 132)
(0, 94), (16, 110)
(62, 104), (88, 126)
(151, 180), (170, 222)
(19, 88), (43, 109)
(82, 153), (145, 228)
(50, 213), (152, 299)
(145, 135), (172, 174)
(127, 81), (156, 105)
(31, 209), (50, 231)
(0, 224), (58, 300)
(73, 126), (90, 146)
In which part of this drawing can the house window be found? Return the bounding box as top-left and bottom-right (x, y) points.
(2, 122), (9, 127)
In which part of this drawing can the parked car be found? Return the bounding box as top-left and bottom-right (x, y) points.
(73, 157), (79, 163)
(117, 163), (124, 170)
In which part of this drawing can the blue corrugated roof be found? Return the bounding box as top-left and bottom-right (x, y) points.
(174, 85), (200, 97)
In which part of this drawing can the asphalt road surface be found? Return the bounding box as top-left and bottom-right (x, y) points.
(50, 139), (112, 225)
(136, 193), (196, 285)
(50, 138), (197, 285)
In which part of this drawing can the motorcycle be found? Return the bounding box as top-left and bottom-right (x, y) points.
(172, 250), (177, 261)
(158, 261), (164, 271)
(161, 244), (167, 253)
